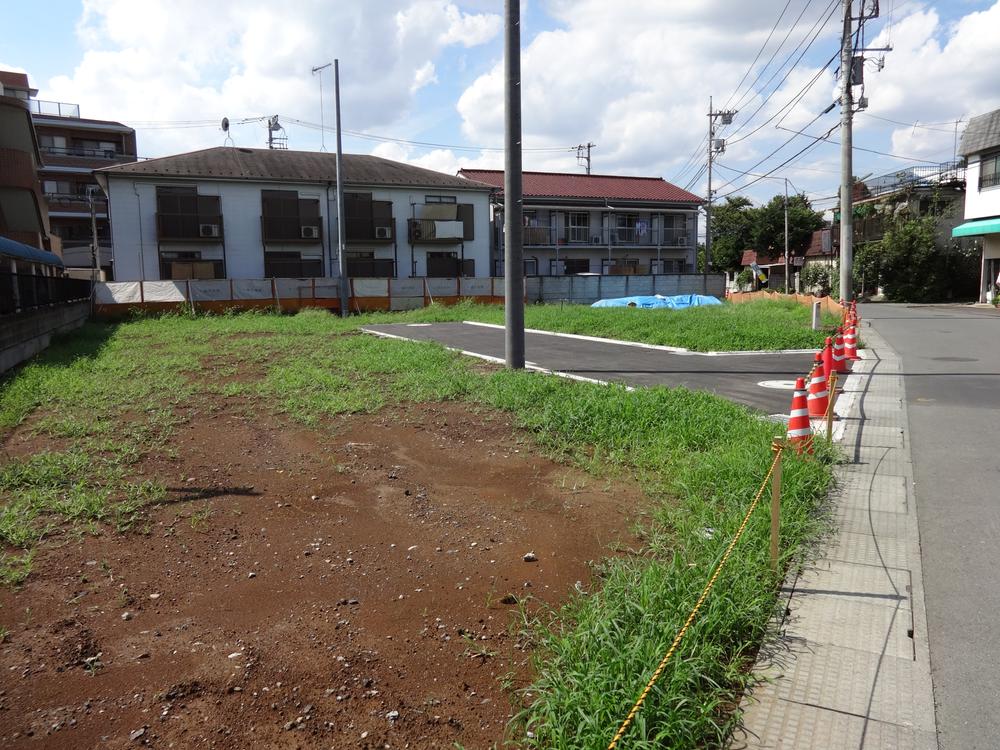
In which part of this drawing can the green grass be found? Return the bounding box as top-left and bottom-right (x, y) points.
(382, 298), (839, 352)
(0, 308), (834, 748)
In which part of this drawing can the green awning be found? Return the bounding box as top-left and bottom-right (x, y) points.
(952, 217), (1000, 238)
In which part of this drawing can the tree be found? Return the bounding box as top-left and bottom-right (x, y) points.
(752, 194), (825, 257)
(708, 196), (754, 271)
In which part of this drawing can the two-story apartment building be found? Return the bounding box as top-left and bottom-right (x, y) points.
(0, 68), (137, 278)
(95, 147), (493, 281)
(953, 109), (1000, 303)
(457, 169), (703, 276)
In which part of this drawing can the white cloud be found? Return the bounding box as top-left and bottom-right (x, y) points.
(411, 61), (438, 93)
(41, 0), (501, 156)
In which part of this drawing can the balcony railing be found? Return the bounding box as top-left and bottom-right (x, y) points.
(157, 213), (225, 242)
(41, 145), (129, 160)
(261, 216), (323, 242)
(347, 258), (396, 277)
(517, 226), (692, 248)
(28, 99), (81, 118)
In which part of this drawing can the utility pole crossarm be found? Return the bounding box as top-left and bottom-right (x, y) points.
(705, 99), (737, 274)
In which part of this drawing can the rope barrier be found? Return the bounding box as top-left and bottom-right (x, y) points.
(606, 446), (785, 749)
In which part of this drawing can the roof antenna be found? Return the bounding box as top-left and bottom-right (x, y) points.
(221, 117), (234, 146)
(267, 115), (287, 150)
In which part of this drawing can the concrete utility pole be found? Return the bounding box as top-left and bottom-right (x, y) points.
(838, 0), (854, 302)
(575, 142), (596, 175)
(705, 98), (737, 274)
(503, 0), (525, 369)
(784, 177), (790, 294)
(334, 59), (349, 318)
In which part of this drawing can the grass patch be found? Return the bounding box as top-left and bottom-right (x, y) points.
(0, 308), (833, 747)
(384, 298), (839, 351)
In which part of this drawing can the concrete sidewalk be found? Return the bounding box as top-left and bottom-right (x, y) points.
(733, 322), (937, 749)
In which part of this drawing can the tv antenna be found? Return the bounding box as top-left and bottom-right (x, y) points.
(267, 115), (287, 150)
(221, 117), (234, 146)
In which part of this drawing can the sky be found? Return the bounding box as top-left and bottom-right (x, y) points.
(4, 0), (1000, 216)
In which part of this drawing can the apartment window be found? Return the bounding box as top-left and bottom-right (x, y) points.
(425, 195), (457, 204)
(261, 190), (321, 242)
(568, 212), (589, 243)
(156, 186), (222, 241)
(563, 258), (591, 274)
(980, 153), (1000, 189)
(263, 251), (322, 278)
(524, 258), (538, 276)
(615, 214), (637, 243)
(38, 135), (67, 150)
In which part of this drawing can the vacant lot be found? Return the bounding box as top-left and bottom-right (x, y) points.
(0, 310), (831, 749)
(393, 298), (841, 351)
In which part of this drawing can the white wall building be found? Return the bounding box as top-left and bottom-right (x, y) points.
(95, 147), (493, 281)
(953, 110), (1000, 303)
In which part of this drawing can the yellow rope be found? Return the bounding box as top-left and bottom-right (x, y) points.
(606, 447), (784, 749)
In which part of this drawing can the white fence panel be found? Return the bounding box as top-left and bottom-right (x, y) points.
(95, 281), (141, 304)
(425, 278), (458, 297)
(143, 281), (187, 302)
(390, 279), (425, 297)
(460, 277), (492, 296)
(189, 280), (231, 301)
(352, 279), (388, 297)
(275, 278), (314, 299)
(233, 279), (273, 299)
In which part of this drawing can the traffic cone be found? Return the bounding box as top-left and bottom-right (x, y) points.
(822, 336), (834, 380)
(832, 329), (849, 373)
(807, 359), (829, 418)
(786, 377), (814, 455)
(844, 322), (859, 360)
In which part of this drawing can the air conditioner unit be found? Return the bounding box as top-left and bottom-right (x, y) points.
(375, 226), (392, 240)
(301, 225), (320, 240)
(199, 223), (220, 238)
(677, 235), (689, 245)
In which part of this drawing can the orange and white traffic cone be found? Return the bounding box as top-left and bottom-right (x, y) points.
(807, 359), (829, 418)
(786, 377), (814, 455)
(832, 329), (849, 373)
(844, 321), (859, 360)
(822, 336), (835, 380)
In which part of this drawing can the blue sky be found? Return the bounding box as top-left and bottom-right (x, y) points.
(4, 0), (1000, 213)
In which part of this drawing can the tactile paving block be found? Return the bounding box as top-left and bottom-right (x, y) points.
(785, 591), (915, 660)
(793, 559), (911, 610)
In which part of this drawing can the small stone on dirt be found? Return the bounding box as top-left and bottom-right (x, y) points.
(247, 571), (256, 578)
(129, 726), (146, 741)
(387, 709), (400, 721)
(522, 552), (538, 562)
(121, 611), (133, 621)
(500, 593), (518, 605)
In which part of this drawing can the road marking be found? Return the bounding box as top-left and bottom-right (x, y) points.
(757, 379), (797, 390)
(406, 323), (432, 327)
(461, 320), (818, 357)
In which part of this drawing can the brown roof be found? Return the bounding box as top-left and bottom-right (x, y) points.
(99, 147), (493, 190)
(457, 168), (703, 204)
(804, 228), (834, 257)
(0, 70), (35, 95)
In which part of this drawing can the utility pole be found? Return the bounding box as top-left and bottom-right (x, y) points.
(706, 97), (737, 274)
(334, 60), (349, 318)
(575, 142), (596, 175)
(784, 177), (790, 294)
(838, 0), (854, 302)
(503, 0), (525, 369)
(88, 188), (99, 313)
(311, 63), (331, 152)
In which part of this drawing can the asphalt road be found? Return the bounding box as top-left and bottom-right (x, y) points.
(863, 303), (1000, 750)
(361, 321), (816, 414)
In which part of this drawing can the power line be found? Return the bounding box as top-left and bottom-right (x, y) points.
(715, 127), (836, 198)
(860, 112), (963, 133)
(776, 123), (949, 163)
(720, 0), (795, 112)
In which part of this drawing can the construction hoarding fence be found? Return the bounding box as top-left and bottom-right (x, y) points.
(727, 290), (846, 318)
(93, 274), (727, 318)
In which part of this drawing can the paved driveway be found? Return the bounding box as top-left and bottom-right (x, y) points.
(361, 321), (817, 414)
(863, 303), (1000, 749)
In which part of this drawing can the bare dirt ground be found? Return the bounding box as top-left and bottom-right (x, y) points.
(0, 398), (645, 749)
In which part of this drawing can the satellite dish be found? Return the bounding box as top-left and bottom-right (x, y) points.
(221, 117), (230, 132)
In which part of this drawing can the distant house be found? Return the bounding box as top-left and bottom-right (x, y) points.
(95, 147), (493, 281)
(456, 169), (703, 276)
(739, 249), (801, 289)
(952, 109), (1000, 303)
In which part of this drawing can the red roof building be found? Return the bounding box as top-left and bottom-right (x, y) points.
(457, 168), (704, 276)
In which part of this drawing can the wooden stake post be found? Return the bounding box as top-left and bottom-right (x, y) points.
(826, 371), (839, 441)
(770, 440), (783, 575)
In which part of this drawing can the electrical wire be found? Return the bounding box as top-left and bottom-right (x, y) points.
(715, 126), (836, 198)
(720, 0), (795, 112)
(775, 123), (948, 163)
(861, 112), (963, 133)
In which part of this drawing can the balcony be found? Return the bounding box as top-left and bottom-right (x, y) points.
(41, 144), (128, 160)
(261, 216), (322, 243)
(981, 172), (1000, 190)
(28, 99), (81, 118)
(157, 213), (225, 242)
(517, 226), (692, 248)
(347, 258), (396, 277)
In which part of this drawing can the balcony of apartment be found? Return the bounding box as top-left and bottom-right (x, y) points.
(407, 201), (474, 244)
(346, 256), (396, 277)
(344, 197), (394, 244)
(28, 100), (81, 118)
(260, 216), (323, 243)
(518, 224), (692, 249)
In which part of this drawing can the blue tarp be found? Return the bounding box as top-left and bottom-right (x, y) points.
(0, 236), (64, 267)
(591, 293), (722, 309)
